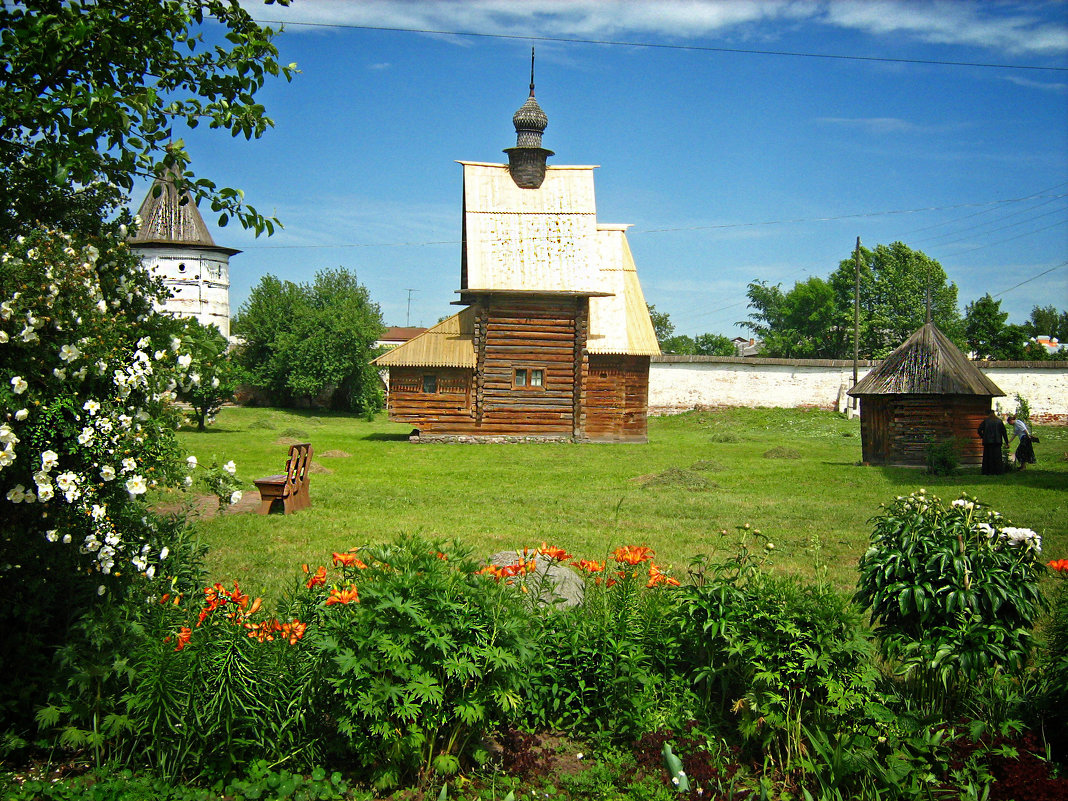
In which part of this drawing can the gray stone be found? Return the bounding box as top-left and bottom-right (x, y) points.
(488, 551), (584, 608)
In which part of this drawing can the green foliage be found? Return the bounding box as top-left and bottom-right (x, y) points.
(693, 332), (736, 357)
(174, 319), (237, 431)
(676, 529), (880, 773)
(1024, 304), (1068, 341)
(741, 276), (846, 358)
(646, 304), (674, 344)
(1013, 392), (1031, 423)
(232, 269), (385, 413)
(854, 491), (1045, 715)
(0, 0), (295, 240)
(660, 334), (695, 354)
(963, 294), (1027, 360)
(526, 548), (691, 740)
(314, 537), (535, 789)
(923, 437), (960, 475)
(1034, 563), (1068, 760)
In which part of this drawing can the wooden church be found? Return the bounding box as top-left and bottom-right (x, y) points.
(373, 71), (660, 442)
(848, 321), (1005, 467)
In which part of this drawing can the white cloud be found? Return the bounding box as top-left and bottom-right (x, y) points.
(247, 1), (1068, 58)
(816, 116), (921, 134)
(368, 62), (392, 70)
(1002, 75), (1068, 93)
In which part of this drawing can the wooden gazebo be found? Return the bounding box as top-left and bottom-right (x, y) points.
(848, 322), (1005, 467)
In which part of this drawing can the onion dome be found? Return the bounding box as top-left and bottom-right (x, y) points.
(513, 93), (548, 147)
(505, 48), (553, 189)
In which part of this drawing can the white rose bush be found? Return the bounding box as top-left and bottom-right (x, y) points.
(0, 225), (216, 728)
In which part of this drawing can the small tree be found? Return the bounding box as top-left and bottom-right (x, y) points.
(964, 293), (1027, 360)
(694, 332), (736, 357)
(174, 319), (236, 431)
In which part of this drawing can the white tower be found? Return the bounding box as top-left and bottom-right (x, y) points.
(129, 173), (240, 338)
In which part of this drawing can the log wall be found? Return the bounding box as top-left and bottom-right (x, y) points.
(859, 394), (990, 466)
(385, 366), (474, 432)
(477, 297), (584, 437)
(586, 355), (651, 442)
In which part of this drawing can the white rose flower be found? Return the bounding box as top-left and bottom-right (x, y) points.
(83, 399), (100, 415)
(183, 475), (193, 487)
(170, 336), (181, 352)
(14, 409), (27, 421)
(0, 445), (16, 468)
(62, 533), (72, 544)
(91, 504), (107, 521)
(55, 471), (79, 491)
(52, 367), (67, 380)
(77, 427), (94, 445)
(0, 423), (16, 445)
(41, 450), (59, 470)
(159, 546), (169, 560)
(223, 460), (236, 475)
(125, 475), (147, 496)
(59, 343), (81, 362)
(99, 465), (116, 482)
(137, 337), (150, 349)
(97, 585), (106, 596)
(230, 490), (243, 505)
(121, 457), (137, 473)
(0, 330), (8, 344)
(6, 485), (26, 503)
(11, 376), (27, 394)
(37, 484), (54, 502)
(186, 455), (197, 469)
(177, 353), (192, 369)
(45, 530), (58, 542)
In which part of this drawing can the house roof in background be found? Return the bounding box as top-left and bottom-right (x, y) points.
(372, 307), (476, 368)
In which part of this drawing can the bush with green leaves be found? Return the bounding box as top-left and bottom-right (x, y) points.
(675, 528), (882, 776)
(1035, 559), (1068, 761)
(314, 537), (535, 790)
(854, 491), (1045, 714)
(525, 546), (691, 740)
(174, 318), (237, 432)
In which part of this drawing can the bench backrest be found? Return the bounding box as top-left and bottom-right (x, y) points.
(285, 443), (312, 493)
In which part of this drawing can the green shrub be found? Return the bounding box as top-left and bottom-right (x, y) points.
(924, 437), (960, 475)
(525, 546), (691, 740)
(1035, 559), (1068, 760)
(676, 528), (880, 774)
(854, 491), (1045, 715)
(314, 536), (535, 790)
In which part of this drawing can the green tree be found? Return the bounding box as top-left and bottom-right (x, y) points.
(174, 318), (237, 430)
(647, 304), (674, 345)
(1024, 305), (1067, 341)
(828, 242), (963, 359)
(233, 269), (386, 412)
(742, 276), (847, 358)
(694, 332), (736, 356)
(0, 0), (295, 239)
(963, 294), (1027, 361)
(660, 334), (696, 354)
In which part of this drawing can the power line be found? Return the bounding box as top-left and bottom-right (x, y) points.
(253, 19), (1068, 73)
(992, 262), (1068, 298)
(240, 192), (1068, 249)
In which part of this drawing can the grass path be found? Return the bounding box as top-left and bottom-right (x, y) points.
(174, 406), (1068, 599)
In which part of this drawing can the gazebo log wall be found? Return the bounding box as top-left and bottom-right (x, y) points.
(858, 394), (990, 467)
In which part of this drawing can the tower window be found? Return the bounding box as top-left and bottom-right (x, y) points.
(178, 263), (186, 273)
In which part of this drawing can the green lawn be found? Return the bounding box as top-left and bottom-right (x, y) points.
(174, 406), (1068, 600)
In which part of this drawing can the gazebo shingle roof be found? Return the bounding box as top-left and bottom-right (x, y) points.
(849, 322), (1004, 397)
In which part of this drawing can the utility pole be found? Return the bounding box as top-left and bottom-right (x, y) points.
(853, 237), (861, 412)
(405, 289), (417, 327)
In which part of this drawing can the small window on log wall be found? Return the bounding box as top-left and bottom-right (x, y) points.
(422, 374), (438, 394)
(513, 368), (544, 389)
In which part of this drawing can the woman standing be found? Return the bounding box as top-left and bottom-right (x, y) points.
(1007, 414), (1037, 469)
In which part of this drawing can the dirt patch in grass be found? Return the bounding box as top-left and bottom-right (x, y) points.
(763, 446), (802, 459)
(275, 436), (301, 446)
(319, 450), (351, 458)
(307, 461), (333, 475)
(280, 428), (310, 439)
(633, 467), (717, 490)
(153, 491), (260, 520)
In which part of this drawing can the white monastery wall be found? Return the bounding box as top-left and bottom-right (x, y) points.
(649, 357), (1068, 424)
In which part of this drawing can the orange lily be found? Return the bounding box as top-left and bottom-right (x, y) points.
(172, 626), (192, 651)
(333, 552), (368, 569)
(539, 543), (572, 562)
(612, 545), (655, 566)
(646, 563), (681, 588)
(304, 564), (327, 588)
(1049, 559), (1068, 573)
(325, 585), (360, 605)
(280, 619), (307, 644)
(572, 559), (605, 573)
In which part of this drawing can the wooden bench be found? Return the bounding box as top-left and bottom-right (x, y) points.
(253, 443), (312, 515)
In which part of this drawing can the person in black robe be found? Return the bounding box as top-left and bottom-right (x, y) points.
(977, 408), (1007, 475)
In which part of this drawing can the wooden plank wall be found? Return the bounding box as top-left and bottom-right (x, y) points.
(477, 297), (582, 436)
(586, 355), (650, 442)
(861, 394), (989, 466)
(385, 366), (474, 432)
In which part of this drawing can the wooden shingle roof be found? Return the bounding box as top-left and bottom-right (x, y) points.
(130, 170), (239, 255)
(849, 322), (1004, 397)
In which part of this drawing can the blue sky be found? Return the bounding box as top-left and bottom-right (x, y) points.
(139, 1), (1068, 337)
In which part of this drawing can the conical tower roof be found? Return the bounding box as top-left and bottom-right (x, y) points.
(129, 169), (238, 255)
(849, 322), (1004, 397)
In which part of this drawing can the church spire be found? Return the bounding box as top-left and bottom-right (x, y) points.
(504, 47), (553, 188)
